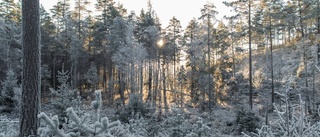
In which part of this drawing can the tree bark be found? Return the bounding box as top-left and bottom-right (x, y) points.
(20, 0), (41, 136)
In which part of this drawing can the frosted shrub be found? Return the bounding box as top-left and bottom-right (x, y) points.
(243, 91), (320, 137)
(235, 108), (260, 135)
(185, 117), (211, 137)
(127, 118), (148, 136)
(163, 107), (191, 137)
(0, 68), (19, 113)
(116, 93), (150, 123)
(38, 90), (126, 137)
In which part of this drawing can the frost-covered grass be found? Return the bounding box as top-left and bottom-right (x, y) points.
(0, 115), (19, 137)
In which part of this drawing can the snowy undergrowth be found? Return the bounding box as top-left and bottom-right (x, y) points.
(0, 115), (19, 137)
(243, 90), (320, 137)
(38, 90), (130, 137)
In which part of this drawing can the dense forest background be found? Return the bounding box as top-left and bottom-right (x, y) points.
(1, 0), (320, 136)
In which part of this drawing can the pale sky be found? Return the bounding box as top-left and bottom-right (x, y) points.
(40, 0), (234, 28)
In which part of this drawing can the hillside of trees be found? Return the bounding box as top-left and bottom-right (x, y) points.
(1, 0), (320, 136)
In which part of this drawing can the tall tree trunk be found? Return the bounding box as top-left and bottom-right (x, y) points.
(130, 63), (135, 94)
(103, 62), (106, 94)
(269, 15), (275, 106)
(163, 57), (168, 112)
(207, 13), (212, 110)
(52, 53), (56, 90)
(119, 71), (125, 107)
(298, 0), (304, 38)
(173, 26), (177, 103)
(20, 0), (41, 136)
(231, 23), (236, 78)
(108, 60), (113, 105)
(190, 34), (196, 103)
(147, 59), (152, 102)
(249, 0), (253, 109)
(140, 60), (143, 99)
(154, 57), (160, 107)
(77, 0), (81, 39)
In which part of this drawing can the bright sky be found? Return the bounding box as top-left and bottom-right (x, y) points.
(40, 0), (234, 28)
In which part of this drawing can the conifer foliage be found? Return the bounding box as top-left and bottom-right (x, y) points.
(49, 67), (76, 119)
(38, 90), (124, 137)
(0, 68), (20, 113)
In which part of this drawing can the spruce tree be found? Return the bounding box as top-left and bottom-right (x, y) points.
(50, 67), (76, 119)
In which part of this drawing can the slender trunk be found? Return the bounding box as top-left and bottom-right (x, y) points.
(52, 53), (56, 89)
(231, 23), (235, 77)
(140, 60), (143, 98)
(154, 56), (160, 107)
(249, 0), (253, 109)
(269, 15), (274, 106)
(108, 60), (113, 105)
(147, 59), (152, 102)
(173, 25), (176, 82)
(163, 56), (168, 112)
(20, 0), (41, 136)
(298, 0), (304, 38)
(313, 65), (315, 112)
(207, 13), (212, 110)
(118, 71), (125, 107)
(77, 0), (81, 39)
(130, 63), (135, 94)
(190, 33), (196, 103)
(103, 63), (106, 94)
(73, 59), (77, 89)
(180, 82), (183, 108)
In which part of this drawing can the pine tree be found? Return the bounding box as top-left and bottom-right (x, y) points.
(199, 1), (218, 110)
(184, 18), (201, 105)
(73, 0), (91, 39)
(50, 0), (70, 35)
(135, 0), (161, 106)
(224, 0), (258, 109)
(165, 16), (182, 93)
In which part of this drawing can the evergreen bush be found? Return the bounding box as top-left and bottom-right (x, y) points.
(38, 90), (128, 137)
(235, 108), (260, 135)
(0, 68), (19, 113)
(116, 93), (150, 123)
